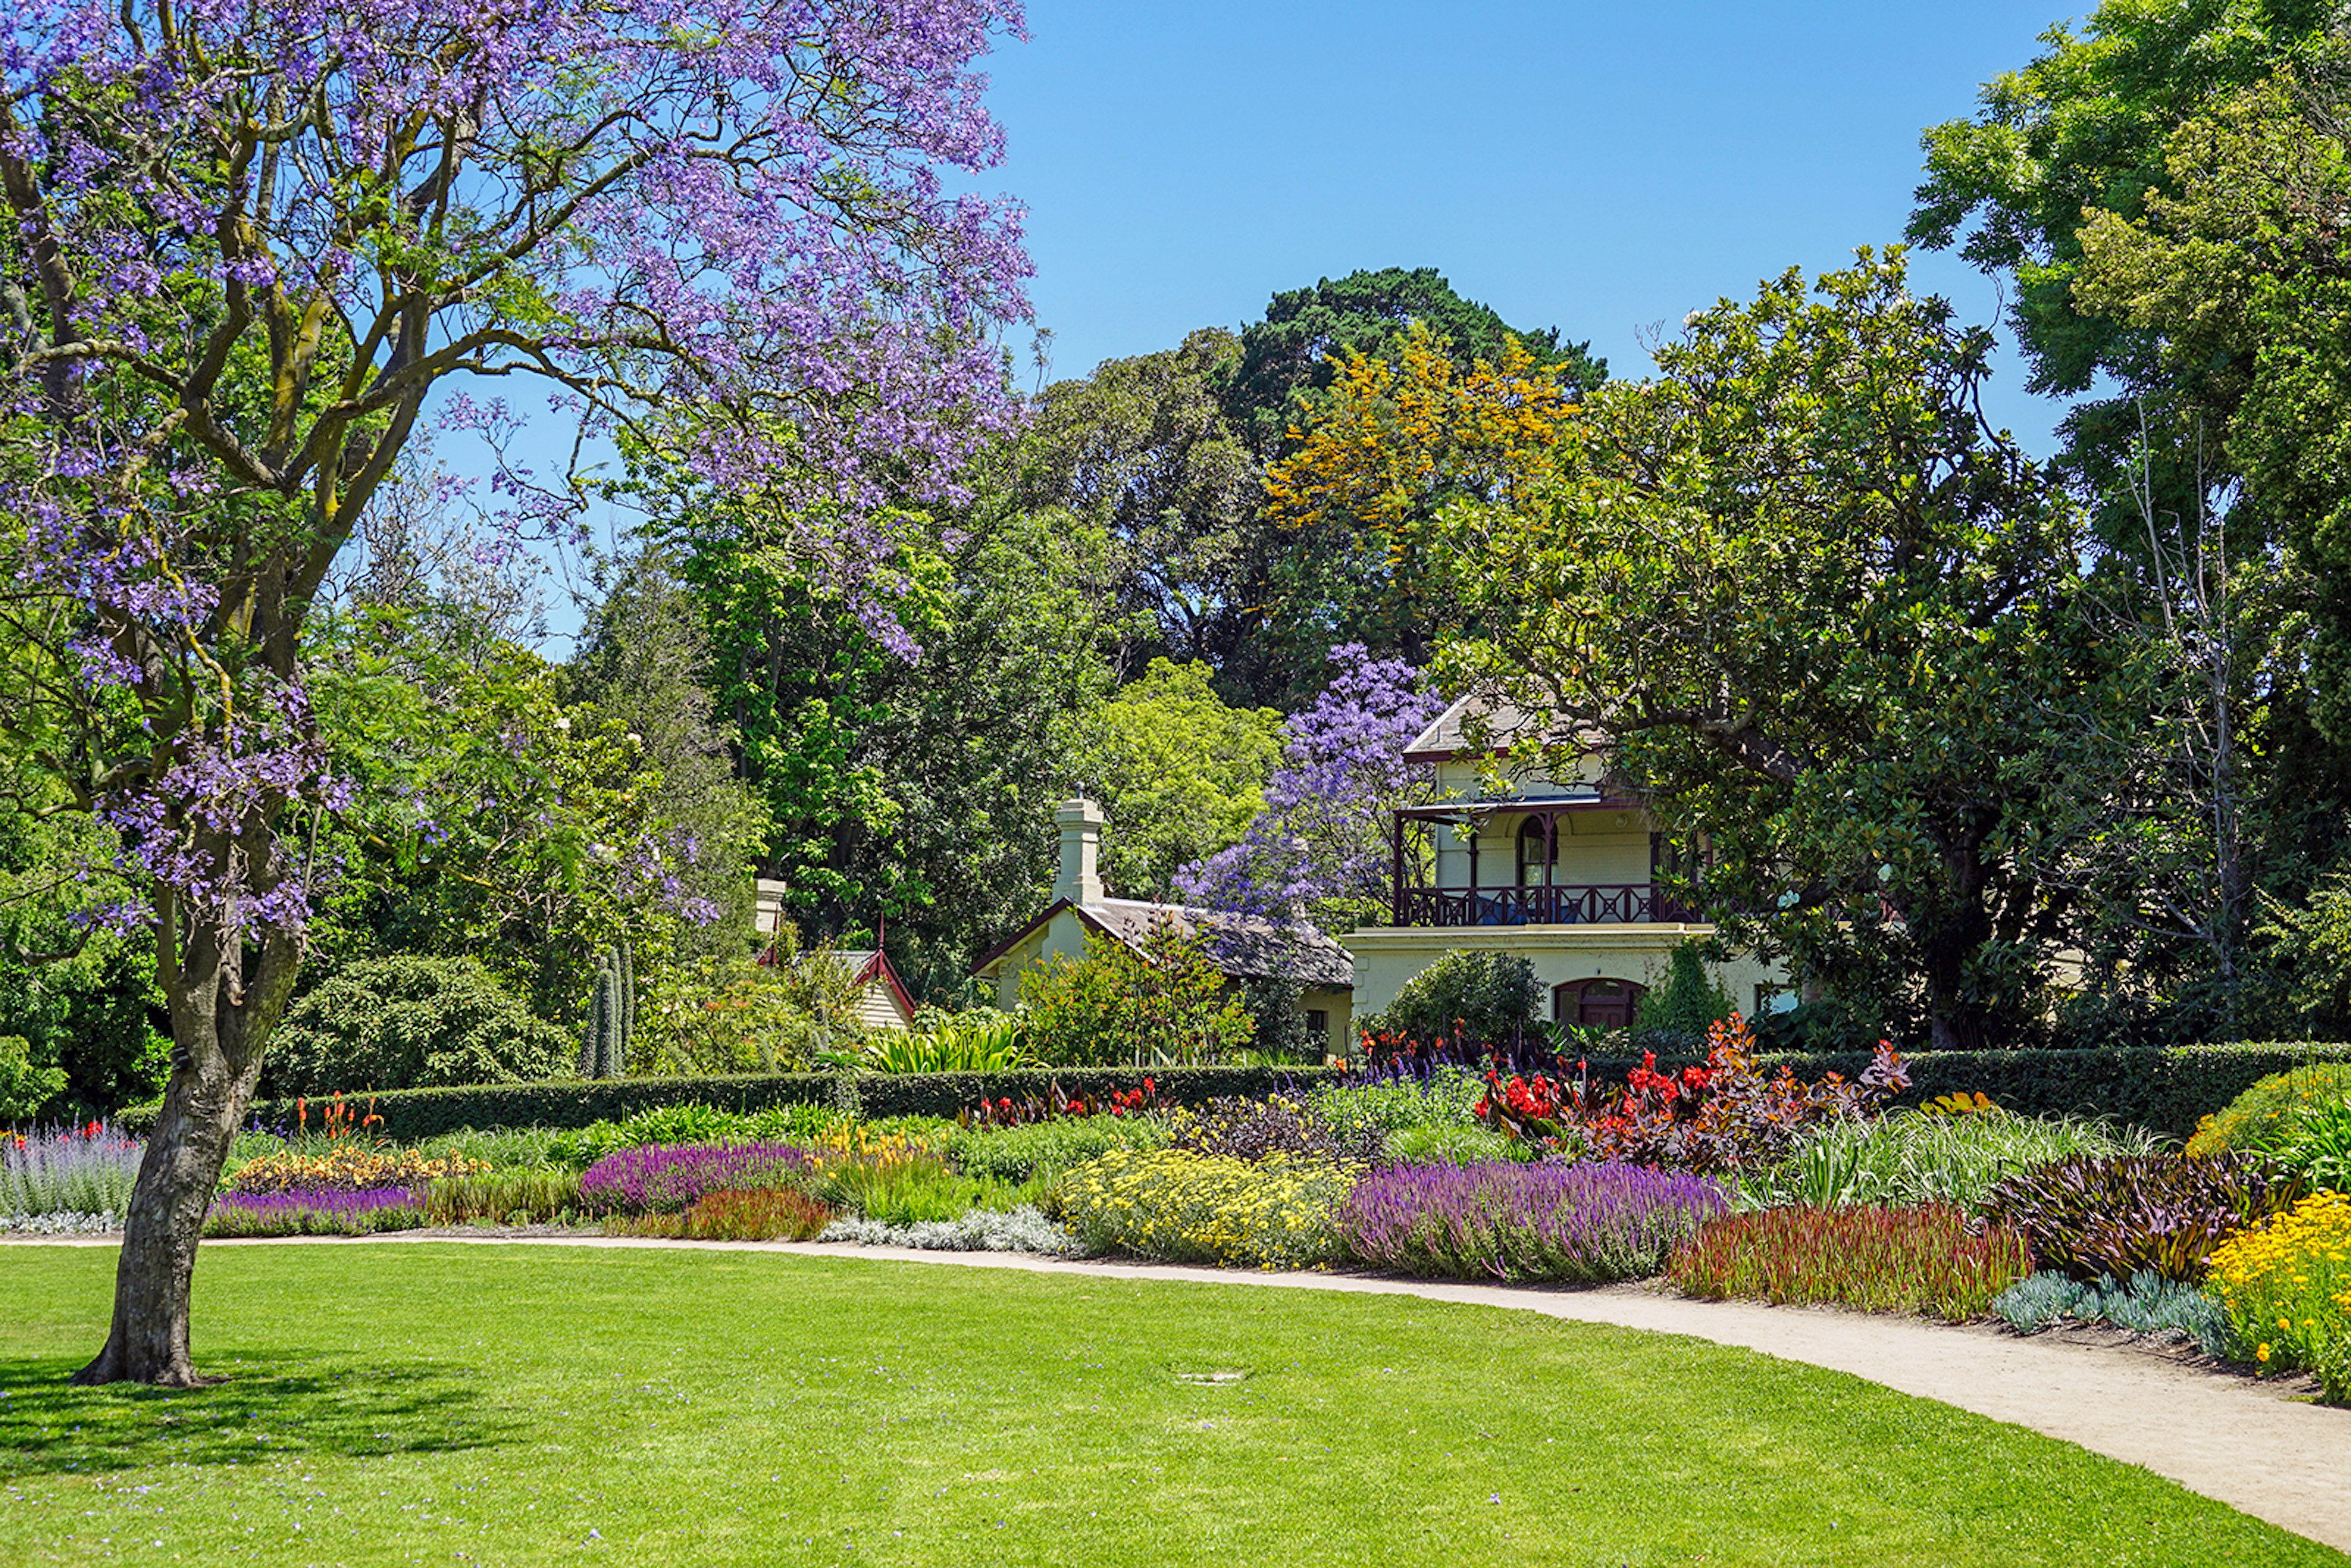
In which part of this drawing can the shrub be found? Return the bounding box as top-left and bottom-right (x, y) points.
(577, 1142), (814, 1214)
(1051, 1147), (1355, 1269)
(1362, 950), (1539, 1052)
(1739, 1110), (2162, 1212)
(950, 1115), (1169, 1187)
(1016, 921), (1256, 1067)
(631, 951), (865, 1076)
(204, 1186), (426, 1237)
(2203, 1190), (2351, 1401)
(1667, 1204), (2030, 1321)
(2188, 1063), (2351, 1158)
(422, 1169), (585, 1226)
(2, 1122), (142, 1217)
(609, 1187), (834, 1242)
(1335, 1161), (1727, 1283)
(226, 1143), (482, 1195)
(0, 1035), (67, 1122)
(1989, 1269), (2230, 1349)
(265, 956), (572, 1097)
(1632, 941), (1736, 1048)
(1166, 1093), (1383, 1166)
(1979, 1153), (2304, 1282)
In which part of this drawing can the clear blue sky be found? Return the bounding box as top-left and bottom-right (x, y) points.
(983, 0), (2074, 449)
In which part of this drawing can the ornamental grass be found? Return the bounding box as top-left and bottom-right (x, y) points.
(1333, 1161), (1727, 1283)
(2203, 1190), (2351, 1403)
(607, 1187), (834, 1242)
(1050, 1147), (1355, 1270)
(204, 1186), (426, 1237)
(422, 1168), (586, 1226)
(1667, 1204), (2030, 1322)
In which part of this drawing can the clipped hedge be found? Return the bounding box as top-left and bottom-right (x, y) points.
(116, 1043), (2351, 1142)
(120, 1065), (1348, 1142)
(1562, 1041), (2351, 1141)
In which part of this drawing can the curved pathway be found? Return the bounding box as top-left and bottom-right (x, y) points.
(25, 1232), (2351, 1553)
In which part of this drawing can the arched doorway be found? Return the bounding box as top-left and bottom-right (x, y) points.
(1553, 977), (1645, 1029)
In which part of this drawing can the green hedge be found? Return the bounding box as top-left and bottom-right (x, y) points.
(119, 1065), (1348, 1142)
(1567, 1041), (2351, 1140)
(118, 1043), (2351, 1143)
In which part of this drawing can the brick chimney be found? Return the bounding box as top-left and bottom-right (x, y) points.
(1053, 798), (1106, 906)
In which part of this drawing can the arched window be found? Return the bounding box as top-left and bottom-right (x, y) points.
(1517, 817), (1553, 887)
(1552, 977), (1646, 1029)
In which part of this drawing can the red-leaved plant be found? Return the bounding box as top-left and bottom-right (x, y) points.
(1474, 1015), (1908, 1174)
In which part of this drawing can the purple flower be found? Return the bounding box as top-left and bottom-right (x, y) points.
(1176, 644), (1444, 920)
(204, 1186), (424, 1236)
(579, 1142), (814, 1214)
(1333, 1161), (1728, 1283)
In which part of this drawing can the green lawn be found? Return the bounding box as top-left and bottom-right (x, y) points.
(0, 1242), (2333, 1566)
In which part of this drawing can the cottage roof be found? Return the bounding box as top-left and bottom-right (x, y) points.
(1403, 692), (1600, 765)
(969, 897), (1355, 989)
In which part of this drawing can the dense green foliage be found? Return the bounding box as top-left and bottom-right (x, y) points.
(2189, 1062), (2351, 1155)
(1057, 659), (1283, 899)
(261, 956), (575, 1098)
(1361, 948), (1540, 1049)
(119, 1066), (1349, 1142)
(1015, 923), (1256, 1066)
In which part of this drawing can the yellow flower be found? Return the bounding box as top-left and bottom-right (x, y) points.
(2258, 1343), (2271, 1362)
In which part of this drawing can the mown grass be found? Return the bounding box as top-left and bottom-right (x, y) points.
(0, 1242), (2336, 1566)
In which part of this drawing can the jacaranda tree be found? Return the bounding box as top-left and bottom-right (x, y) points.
(0, 0), (1030, 1384)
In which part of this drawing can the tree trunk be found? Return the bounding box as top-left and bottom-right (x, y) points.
(75, 890), (303, 1387)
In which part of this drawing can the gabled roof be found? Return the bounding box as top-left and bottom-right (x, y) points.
(969, 897), (1356, 989)
(764, 944), (921, 1021)
(1403, 692), (1598, 765)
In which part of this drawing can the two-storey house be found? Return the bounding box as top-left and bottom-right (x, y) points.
(1344, 695), (1785, 1028)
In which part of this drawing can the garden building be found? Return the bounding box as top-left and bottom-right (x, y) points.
(970, 799), (1357, 1059)
(752, 879), (920, 1032)
(1343, 695), (1785, 1027)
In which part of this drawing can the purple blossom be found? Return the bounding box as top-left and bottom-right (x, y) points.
(6, 0), (1033, 942)
(203, 1186), (424, 1236)
(579, 1142), (814, 1214)
(1333, 1161), (1728, 1283)
(1176, 645), (1445, 920)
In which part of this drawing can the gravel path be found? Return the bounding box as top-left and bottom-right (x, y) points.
(18, 1232), (2351, 1553)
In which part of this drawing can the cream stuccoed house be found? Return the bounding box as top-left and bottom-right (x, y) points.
(1343, 694), (1788, 1030)
(970, 800), (1358, 1059)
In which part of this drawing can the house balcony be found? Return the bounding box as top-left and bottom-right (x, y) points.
(1391, 882), (1700, 928)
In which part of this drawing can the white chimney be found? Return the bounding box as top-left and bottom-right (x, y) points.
(1053, 798), (1106, 906)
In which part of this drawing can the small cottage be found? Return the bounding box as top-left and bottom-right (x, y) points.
(753, 878), (919, 1032)
(969, 800), (1357, 1060)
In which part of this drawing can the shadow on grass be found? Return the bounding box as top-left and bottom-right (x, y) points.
(0, 1354), (516, 1477)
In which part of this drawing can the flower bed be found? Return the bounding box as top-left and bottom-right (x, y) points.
(1979, 1153), (2300, 1281)
(2205, 1190), (2351, 1401)
(1051, 1147), (1355, 1269)
(227, 1143), (481, 1195)
(607, 1188), (833, 1242)
(578, 1141), (814, 1214)
(1333, 1161), (1727, 1283)
(4, 1122), (143, 1217)
(1667, 1204), (2030, 1322)
(205, 1186), (426, 1237)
